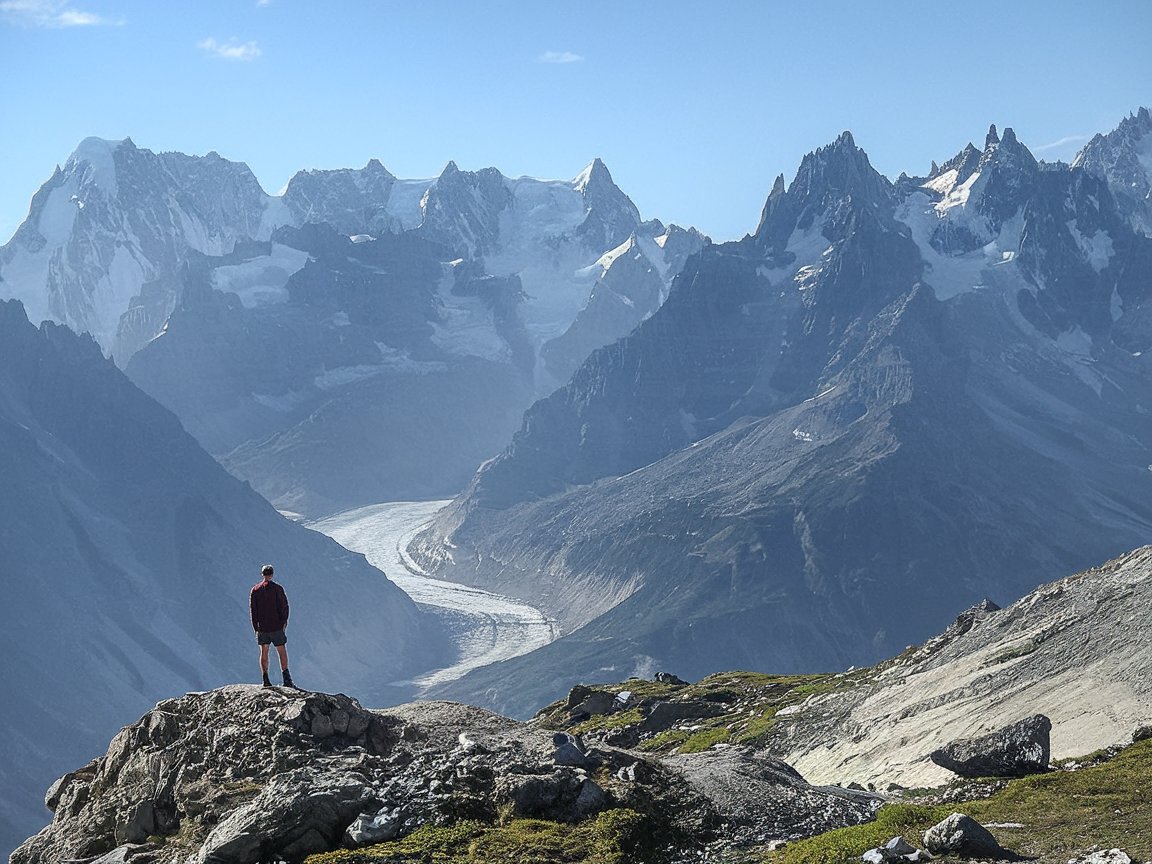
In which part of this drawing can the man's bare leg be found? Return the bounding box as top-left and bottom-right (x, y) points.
(275, 644), (289, 672)
(259, 643), (272, 686)
(276, 644), (296, 688)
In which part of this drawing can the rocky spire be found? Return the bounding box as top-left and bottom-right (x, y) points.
(985, 124), (1000, 149)
(572, 157), (641, 250)
(754, 130), (892, 244)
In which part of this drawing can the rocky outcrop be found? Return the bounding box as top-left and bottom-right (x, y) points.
(664, 745), (881, 847)
(12, 684), (898, 864)
(930, 714), (1052, 778)
(12, 687), (720, 864)
(1070, 851), (1147, 864)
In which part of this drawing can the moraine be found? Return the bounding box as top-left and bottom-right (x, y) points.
(309, 500), (558, 690)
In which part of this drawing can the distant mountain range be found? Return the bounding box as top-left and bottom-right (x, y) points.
(0, 300), (446, 856)
(408, 110), (1152, 717)
(0, 141), (704, 514)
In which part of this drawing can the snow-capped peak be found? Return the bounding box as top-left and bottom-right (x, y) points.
(573, 157), (610, 194)
(64, 136), (130, 197)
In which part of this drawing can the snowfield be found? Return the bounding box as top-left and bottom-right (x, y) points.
(309, 501), (558, 690)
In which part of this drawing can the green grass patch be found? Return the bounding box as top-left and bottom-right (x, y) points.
(570, 708), (645, 735)
(535, 669), (876, 759)
(306, 820), (486, 862)
(637, 729), (692, 752)
(677, 726), (732, 754)
(306, 810), (653, 864)
(767, 739), (1152, 864)
(732, 707), (780, 747)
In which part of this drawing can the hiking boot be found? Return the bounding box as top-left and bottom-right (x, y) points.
(262, 672), (272, 688)
(282, 669), (296, 689)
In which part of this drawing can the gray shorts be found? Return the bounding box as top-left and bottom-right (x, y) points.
(256, 629), (287, 646)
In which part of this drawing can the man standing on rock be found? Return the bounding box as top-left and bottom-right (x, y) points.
(250, 564), (297, 688)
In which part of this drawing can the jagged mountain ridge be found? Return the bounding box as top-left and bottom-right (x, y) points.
(1074, 106), (1152, 236)
(1, 137), (709, 514)
(0, 139), (675, 368)
(0, 299), (446, 857)
(410, 113), (1152, 718)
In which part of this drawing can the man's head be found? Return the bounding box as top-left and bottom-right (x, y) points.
(261, 564), (274, 581)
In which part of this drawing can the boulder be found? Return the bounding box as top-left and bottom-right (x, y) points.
(569, 690), (617, 718)
(551, 732), (588, 767)
(922, 812), (1006, 858)
(861, 835), (933, 862)
(930, 715), (1051, 778)
(565, 684), (593, 709)
(664, 745), (881, 848)
(197, 771), (373, 864)
(655, 672), (689, 686)
(345, 806), (405, 846)
(1068, 851), (1134, 864)
(494, 768), (606, 821)
(642, 700), (726, 733)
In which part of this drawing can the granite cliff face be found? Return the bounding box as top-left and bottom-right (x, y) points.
(0, 300), (445, 857)
(411, 115), (1152, 718)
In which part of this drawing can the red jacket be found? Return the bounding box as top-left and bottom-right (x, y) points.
(250, 579), (289, 632)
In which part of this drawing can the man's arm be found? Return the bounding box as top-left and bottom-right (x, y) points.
(250, 586), (259, 632)
(279, 584), (289, 627)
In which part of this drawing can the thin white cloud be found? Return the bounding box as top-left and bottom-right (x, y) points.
(1034, 134), (1090, 153)
(256, 0), (272, 6)
(198, 37), (262, 61)
(0, 0), (123, 27)
(538, 50), (584, 64)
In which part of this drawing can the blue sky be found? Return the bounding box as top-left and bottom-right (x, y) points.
(1, 0), (1150, 244)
